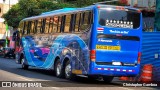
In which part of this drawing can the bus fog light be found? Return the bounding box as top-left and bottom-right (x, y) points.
(112, 62), (122, 65)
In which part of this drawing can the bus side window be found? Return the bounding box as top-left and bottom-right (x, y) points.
(52, 16), (58, 33)
(75, 13), (81, 32)
(41, 19), (46, 33)
(34, 20), (38, 34)
(48, 17), (53, 33)
(27, 21), (32, 34)
(89, 11), (93, 25)
(44, 17), (50, 33)
(57, 16), (62, 33)
(64, 14), (71, 33)
(24, 21), (28, 35)
(79, 11), (91, 32)
(30, 21), (35, 34)
(37, 19), (42, 34)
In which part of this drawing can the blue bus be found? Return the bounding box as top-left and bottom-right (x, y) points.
(14, 4), (142, 83)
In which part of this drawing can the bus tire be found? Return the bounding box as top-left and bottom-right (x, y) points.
(103, 76), (114, 83)
(21, 57), (28, 70)
(55, 59), (64, 78)
(64, 60), (76, 80)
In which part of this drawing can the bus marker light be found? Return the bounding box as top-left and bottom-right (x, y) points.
(116, 69), (120, 71)
(128, 70), (133, 72)
(94, 68), (135, 72)
(104, 68), (108, 70)
(110, 69), (114, 71)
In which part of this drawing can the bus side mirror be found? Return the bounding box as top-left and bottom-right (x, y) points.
(12, 31), (20, 41)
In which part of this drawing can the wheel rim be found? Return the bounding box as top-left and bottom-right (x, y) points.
(65, 63), (71, 77)
(56, 63), (61, 76)
(21, 58), (25, 68)
(21, 58), (24, 64)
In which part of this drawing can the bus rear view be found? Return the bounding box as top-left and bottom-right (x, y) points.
(90, 5), (142, 78)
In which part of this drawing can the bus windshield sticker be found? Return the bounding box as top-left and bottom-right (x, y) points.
(106, 20), (133, 29)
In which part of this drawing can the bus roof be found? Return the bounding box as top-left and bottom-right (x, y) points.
(41, 8), (77, 15)
(22, 4), (139, 21)
(22, 5), (95, 21)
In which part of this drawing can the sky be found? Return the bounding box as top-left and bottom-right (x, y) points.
(0, 0), (19, 5)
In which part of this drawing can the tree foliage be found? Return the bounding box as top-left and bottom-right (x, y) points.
(3, 0), (76, 28)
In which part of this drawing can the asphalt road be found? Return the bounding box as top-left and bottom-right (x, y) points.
(0, 57), (158, 90)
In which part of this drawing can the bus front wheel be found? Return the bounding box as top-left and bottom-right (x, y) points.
(103, 76), (114, 83)
(21, 57), (28, 70)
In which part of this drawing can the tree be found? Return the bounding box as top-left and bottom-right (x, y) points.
(3, 4), (22, 29)
(2, 0), (76, 29)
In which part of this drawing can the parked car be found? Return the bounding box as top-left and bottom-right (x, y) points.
(0, 48), (4, 56)
(2, 47), (15, 58)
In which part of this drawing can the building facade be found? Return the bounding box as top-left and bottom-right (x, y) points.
(0, 0), (19, 40)
(127, 0), (156, 8)
(0, 0), (19, 47)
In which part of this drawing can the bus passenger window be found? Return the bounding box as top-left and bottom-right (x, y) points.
(44, 17), (50, 33)
(37, 19), (42, 34)
(48, 18), (53, 33)
(79, 11), (91, 32)
(27, 21), (30, 34)
(57, 16), (62, 33)
(30, 21), (35, 34)
(52, 16), (59, 33)
(24, 21), (28, 35)
(33, 20), (38, 34)
(64, 15), (71, 33)
(75, 13), (81, 32)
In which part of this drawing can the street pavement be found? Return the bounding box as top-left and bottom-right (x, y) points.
(0, 57), (159, 90)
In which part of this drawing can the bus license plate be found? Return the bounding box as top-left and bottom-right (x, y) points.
(96, 45), (120, 51)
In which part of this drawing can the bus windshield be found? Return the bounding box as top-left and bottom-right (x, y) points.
(98, 8), (140, 29)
